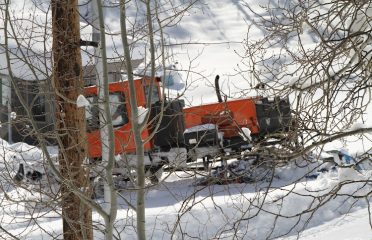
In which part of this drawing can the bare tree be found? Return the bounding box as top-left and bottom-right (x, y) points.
(0, 0), (197, 238)
(239, 0), (372, 156)
(205, 0), (372, 238)
(162, 1), (372, 239)
(119, 0), (196, 238)
(51, 0), (93, 239)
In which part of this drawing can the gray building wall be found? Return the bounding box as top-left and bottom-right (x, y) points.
(0, 60), (143, 145)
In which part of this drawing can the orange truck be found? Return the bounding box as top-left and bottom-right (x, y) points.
(12, 75), (292, 186)
(84, 76), (292, 173)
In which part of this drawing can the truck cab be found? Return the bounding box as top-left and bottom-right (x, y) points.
(84, 76), (162, 158)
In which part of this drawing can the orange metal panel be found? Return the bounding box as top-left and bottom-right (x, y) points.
(86, 125), (153, 158)
(183, 98), (260, 137)
(85, 77), (161, 158)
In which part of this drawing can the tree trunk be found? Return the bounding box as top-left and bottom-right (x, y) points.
(120, 1), (146, 238)
(51, 1), (92, 239)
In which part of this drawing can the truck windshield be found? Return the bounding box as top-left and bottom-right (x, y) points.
(109, 93), (128, 126)
(85, 96), (98, 131)
(85, 93), (128, 131)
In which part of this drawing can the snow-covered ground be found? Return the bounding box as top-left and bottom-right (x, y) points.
(281, 208), (371, 240)
(0, 139), (371, 239)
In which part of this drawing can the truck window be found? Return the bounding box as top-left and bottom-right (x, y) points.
(85, 96), (99, 131)
(110, 93), (128, 127)
(85, 92), (128, 130)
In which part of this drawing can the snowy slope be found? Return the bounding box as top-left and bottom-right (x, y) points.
(1, 151), (371, 239)
(0, 139), (371, 239)
(81, 0), (265, 105)
(157, 0), (264, 104)
(281, 208), (371, 240)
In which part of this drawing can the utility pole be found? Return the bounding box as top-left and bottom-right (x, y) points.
(51, 1), (92, 239)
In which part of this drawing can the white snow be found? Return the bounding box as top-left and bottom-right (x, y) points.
(184, 123), (216, 133)
(134, 63), (185, 91)
(279, 208), (371, 240)
(137, 106), (148, 124)
(239, 127), (252, 141)
(349, 122), (372, 131)
(0, 138), (371, 239)
(76, 94), (90, 108)
(10, 111), (17, 120)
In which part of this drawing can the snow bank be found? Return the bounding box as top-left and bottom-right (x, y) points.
(152, 165), (371, 239)
(282, 207), (371, 240)
(0, 138), (57, 182)
(0, 146), (371, 239)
